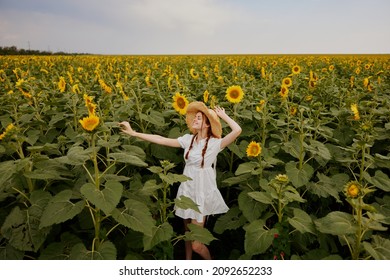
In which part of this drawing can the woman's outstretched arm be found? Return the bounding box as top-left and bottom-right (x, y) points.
(119, 121), (181, 148)
(214, 106), (242, 149)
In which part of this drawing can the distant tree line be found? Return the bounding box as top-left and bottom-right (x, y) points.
(0, 46), (90, 55)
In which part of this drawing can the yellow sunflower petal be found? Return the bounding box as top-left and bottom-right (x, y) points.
(226, 85), (244, 104)
(172, 92), (189, 115)
(246, 141), (262, 157)
(79, 115), (100, 131)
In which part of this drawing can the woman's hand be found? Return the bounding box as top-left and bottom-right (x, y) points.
(118, 121), (136, 136)
(213, 106), (227, 119)
(213, 106), (242, 149)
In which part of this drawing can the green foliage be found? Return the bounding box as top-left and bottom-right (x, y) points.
(0, 54), (389, 260)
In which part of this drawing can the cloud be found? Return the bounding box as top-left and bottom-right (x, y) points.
(1, 0), (389, 54)
(127, 0), (235, 36)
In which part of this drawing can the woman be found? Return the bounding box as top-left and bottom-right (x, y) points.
(119, 101), (242, 259)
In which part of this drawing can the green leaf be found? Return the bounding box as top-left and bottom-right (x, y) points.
(222, 173), (252, 186)
(235, 162), (260, 175)
(69, 241), (117, 260)
(366, 170), (390, 192)
(140, 111), (165, 127)
(49, 112), (66, 126)
(139, 179), (163, 196)
(174, 195), (200, 212)
(80, 181), (123, 215)
(244, 219), (278, 256)
(40, 190), (84, 228)
(213, 206), (247, 234)
(285, 161), (314, 188)
(247, 191), (273, 205)
(373, 153), (390, 169)
(288, 208), (316, 234)
(314, 211), (357, 235)
(0, 244), (24, 260)
(24, 169), (67, 181)
(228, 142), (245, 158)
(284, 189), (306, 203)
(122, 144), (147, 159)
(363, 235), (390, 260)
(143, 222), (174, 251)
(238, 190), (267, 222)
(332, 125), (355, 146)
(184, 223), (216, 245)
(307, 139), (331, 161)
(147, 166), (163, 174)
(108, 152), (148, 167)
(1, 190), (51, 252)
(67, 146), (91, 164)
(112, 198), (155, 236)
(159, 173), (191, 185)
(307, 173), (349, 202)
(39, 232), (82, 260)
(0, 160), (17, 187)
(282, 135), (305, 160)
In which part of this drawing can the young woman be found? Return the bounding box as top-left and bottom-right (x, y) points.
(119, 101), (242, 259)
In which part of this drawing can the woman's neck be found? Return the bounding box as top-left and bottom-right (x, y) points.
(196, 130), (209, 142)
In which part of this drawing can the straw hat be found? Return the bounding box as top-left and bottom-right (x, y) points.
(186, 101), (222, 138)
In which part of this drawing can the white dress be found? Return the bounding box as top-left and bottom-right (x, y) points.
(174, 134), (229, 223)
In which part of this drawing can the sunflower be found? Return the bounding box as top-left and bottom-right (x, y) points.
(225, 85), (244, 104)
(98, 78), (112, 94)
(83, 94), (97, 115)
(84, 93), (93, 103)
(145, 76), (152, 87)
(275, 174), (289, 183)
(344, 181), (361, 198)
(203, 90), (209, 103)
(309, 70), (318, 81)
(87, 102), (97, 116)
(282, 77), (292, 88)
(361, 121), (372, 131)
(172, 92), (189, 115)
(15, 78), (25, 88)
(190, 68), (199, 79)
(246, 141), (262, 157)
(0, 123), (15, 141)
(72, 84), (81, 94)
(79, 115), (100, 132)
(39, 68), (49, 74)
(261, 67), (266, 79)
(350, 104), (360, 120)
(309, 80), (316, 89)
(280, 86), (289, 99)
(363, 77), (370, 88)
(305, 95), (313, 102)
(256, 99), (266, 112)
(58, 76), (66, 93)
(290, 106), (298, 116)
(355, 67), (361, 75)
(292, 65), (301, 75)
(350, 76), (355, 88)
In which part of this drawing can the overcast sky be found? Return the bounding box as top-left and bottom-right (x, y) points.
(0, 0), (389, 54)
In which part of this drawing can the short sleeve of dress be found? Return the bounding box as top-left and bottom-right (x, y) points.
(208, 137), (223, 156)
(177, 134), (193, 149)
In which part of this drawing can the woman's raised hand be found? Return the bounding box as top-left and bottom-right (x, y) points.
(118, 121), (135, 136)
(213, 106), (227, 118)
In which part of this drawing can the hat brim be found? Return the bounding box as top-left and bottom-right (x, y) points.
(186, 102), (222, 138)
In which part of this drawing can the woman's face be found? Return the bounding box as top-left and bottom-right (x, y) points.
(192, 112), (210, 132)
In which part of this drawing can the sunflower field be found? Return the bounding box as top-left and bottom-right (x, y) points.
(0, 54), (389, 260)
